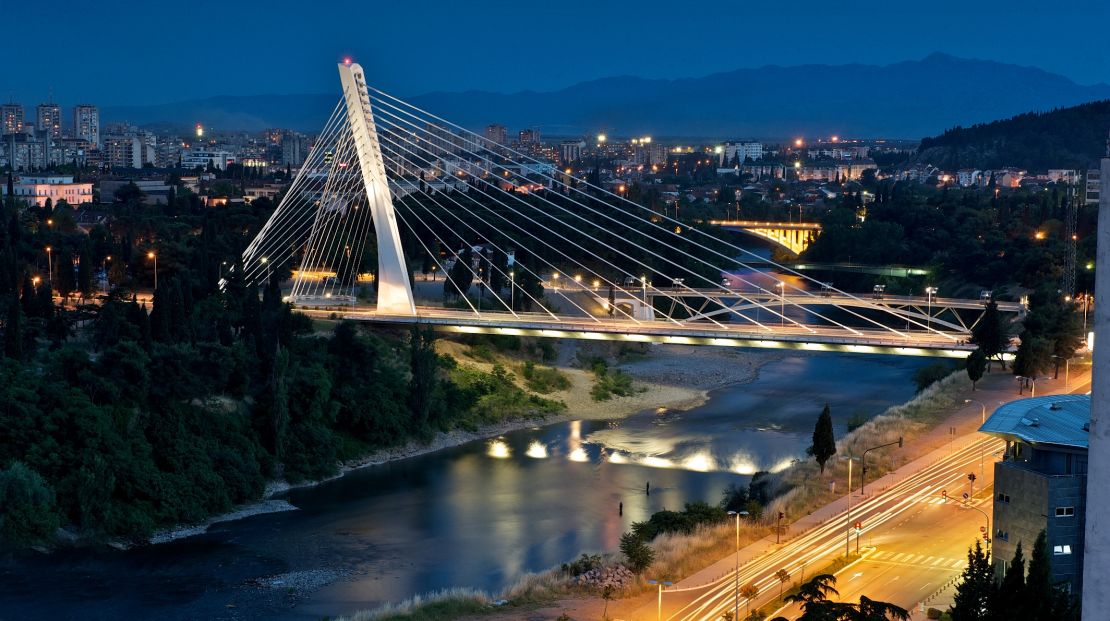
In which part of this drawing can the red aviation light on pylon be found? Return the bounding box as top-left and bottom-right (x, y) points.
(343, 57), (353, 65)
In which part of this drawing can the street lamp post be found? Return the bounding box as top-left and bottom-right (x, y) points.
(645, 579), (673, 621)
(843, 455), (860, 556)
(509, 270), (515, 311)
(45, 246), (53, 289)
(641, 275), (648, 306)
(776, 281), (785, 325)
(925, 286), (938, 330)
(727, 510), (749, 621)
(966, 398), (988, 474)
(860, 437), (903, 496)
(147, 251), (157, 291)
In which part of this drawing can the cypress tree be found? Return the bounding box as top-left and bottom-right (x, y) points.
(950, 540), (992, 621)
(1025, 530), (1054, 620)
(77, 242), (93, 297)
(808, 403), (837, 474)
(991, 541), (1024, 620)
(4, 296), (23, 360)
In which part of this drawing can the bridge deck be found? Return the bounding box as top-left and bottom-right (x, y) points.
(297, 306), (1002, 359)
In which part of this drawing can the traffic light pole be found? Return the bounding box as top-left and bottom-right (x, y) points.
(860, 437), (904, 496)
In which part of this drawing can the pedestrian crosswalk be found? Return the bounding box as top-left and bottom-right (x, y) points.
(868, 550), (966, 570)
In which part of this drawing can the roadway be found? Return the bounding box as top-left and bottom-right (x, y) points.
(626, 369), (1090, 621)
(646, 436), (1003, 621)
(296, 305), (983, 358)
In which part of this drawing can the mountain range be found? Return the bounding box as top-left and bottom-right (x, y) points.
(103, 54), (1110, 139)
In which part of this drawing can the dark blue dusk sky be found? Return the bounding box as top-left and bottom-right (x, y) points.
(5, 0), (1108, 106)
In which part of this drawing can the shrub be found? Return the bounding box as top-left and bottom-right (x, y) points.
(914, 362), (953, 392)
(619, 532), (655, 573)
(521, 361), (571, 394)
(0, 462), (60, 545)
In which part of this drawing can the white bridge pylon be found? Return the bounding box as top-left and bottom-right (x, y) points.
(239, 62), (415, 315)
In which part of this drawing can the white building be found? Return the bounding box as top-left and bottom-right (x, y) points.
(957, 169), (982, 187)
(182, 148), (233, 170)
(560, 140), (584, 164)
(720, 141), (763, 166)
(1, 175), (93, 207)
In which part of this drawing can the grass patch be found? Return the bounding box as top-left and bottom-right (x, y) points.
(337, 588), (492, 621)
(521, 361), (571, 393)
(583, 357), (639, 401)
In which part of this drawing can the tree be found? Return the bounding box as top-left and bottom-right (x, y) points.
(0, 462), (60, 545)
(619, 532), (655, 572)
(808, 404), (836, 474)
(4, 296), (23, 360)
(971, 301), (1008, 370)
(785, 574), (842, 621)
(1012, 332), (1053, 380)
(966, 349), (986, 390)
(991, 541), (1024, 621)
(77, 241), (93, 297)
(949, 540), (992, 621)
(849, 596), (909, 621)
(741, 581), (760, 616)
(408, 326), (438, 430)
(444, 247), (473, 299)
(775, 569), (790, 600)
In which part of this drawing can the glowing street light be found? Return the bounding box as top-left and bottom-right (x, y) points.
(44, 246), (53, 287)
(147, 251), (158, 290)
(794, 138), (804, 148)
(925, 286), (938, 329)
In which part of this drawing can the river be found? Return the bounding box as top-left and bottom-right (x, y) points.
(0, 352), (931, 621)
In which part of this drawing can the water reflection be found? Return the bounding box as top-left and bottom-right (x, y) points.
(525, 440), (548, 459)
(0, 354), (933, 621)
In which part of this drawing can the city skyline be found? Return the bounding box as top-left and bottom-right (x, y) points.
(3, 0), (1109, 106)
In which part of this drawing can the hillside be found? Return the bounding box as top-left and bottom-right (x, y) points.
(915, 100), (1110, 171)
(104, 54), (1110, 138)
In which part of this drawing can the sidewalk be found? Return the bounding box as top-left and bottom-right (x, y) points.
(673, 365), (1091, 591)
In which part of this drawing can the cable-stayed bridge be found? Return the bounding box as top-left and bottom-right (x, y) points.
(238, 61), (1022, 359)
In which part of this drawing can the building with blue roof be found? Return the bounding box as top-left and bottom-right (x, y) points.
(980, 394), (1090, 594)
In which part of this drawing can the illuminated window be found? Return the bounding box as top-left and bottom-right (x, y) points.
(1053, 545), (1072, 556)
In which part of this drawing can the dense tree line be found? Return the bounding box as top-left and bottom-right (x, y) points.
(917, 99), (1110, 171)
(804, 183), (1095, 296)
(949, 531), (1078, 621)
(0, 180), (559, 547)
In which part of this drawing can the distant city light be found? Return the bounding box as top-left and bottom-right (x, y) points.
(1034, 231), (1046, 240)
(831, 135), (839, 142)
(597, 133), (607, 144)
(195, 123), (204, 138)
(794, 138), (804, 147)
(714, 145), (723, 154)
